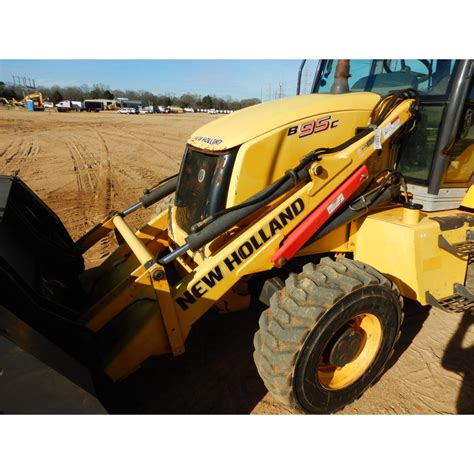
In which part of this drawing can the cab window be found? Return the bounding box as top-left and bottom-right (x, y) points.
(398, 77), (474, 186)
(397, 104), (446, 182)
(316, 60), (456, 97)
(444, 81), (474, 185)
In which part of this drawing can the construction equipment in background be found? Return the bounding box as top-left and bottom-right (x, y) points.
(9, 97), (21, 106)
(0, 59), (473, 414)
(21, 92), (45, 110)
(82, 99), (121, 111)
(106, 101), (120, 111)
(7, 92), (45, 110)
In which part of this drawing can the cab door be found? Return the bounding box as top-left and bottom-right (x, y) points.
(443, 80), (474, 187)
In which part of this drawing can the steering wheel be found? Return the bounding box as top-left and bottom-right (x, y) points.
(382, 60), (432, 84)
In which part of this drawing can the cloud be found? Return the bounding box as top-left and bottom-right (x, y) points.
(35, 78), (82, 88)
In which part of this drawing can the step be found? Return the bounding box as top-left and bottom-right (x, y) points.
(427, 284), (474, 313)
(438, 235), (474, 257)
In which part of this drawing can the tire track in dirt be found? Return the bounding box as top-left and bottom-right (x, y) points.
(48, 134), (105, 248)
(66, 136), (101, 195)
(0, 140), (17, 159)
(2, 137), (39, 175)
(106, 124), (177, 173)
(98, 127), (178, 192)
(94, 130), (118, 261)
(95, 130), (113, 214)
(1, 140), (20, 164)
(66, 141), (86, 193)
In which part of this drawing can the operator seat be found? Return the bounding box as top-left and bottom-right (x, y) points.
(351, 71), (418, 95)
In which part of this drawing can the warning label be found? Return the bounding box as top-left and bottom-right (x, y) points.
(382, 117), (402, 140)
(327, 193), (345, 215)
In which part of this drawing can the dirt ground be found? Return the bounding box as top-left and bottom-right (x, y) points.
(1, 108), (473, 414)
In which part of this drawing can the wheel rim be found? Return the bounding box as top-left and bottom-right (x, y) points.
(316, 312), (382, 390)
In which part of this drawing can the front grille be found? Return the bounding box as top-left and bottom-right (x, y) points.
(175, 147), (237, 233)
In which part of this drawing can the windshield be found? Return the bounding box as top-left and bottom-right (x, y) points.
(314, 60), (456, 97)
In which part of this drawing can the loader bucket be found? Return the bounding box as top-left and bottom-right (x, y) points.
(0, 175), (91, 356)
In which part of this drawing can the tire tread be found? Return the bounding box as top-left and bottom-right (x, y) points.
(253, 257), (403, 413)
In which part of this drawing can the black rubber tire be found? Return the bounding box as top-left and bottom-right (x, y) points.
(253, 257), (404, 414)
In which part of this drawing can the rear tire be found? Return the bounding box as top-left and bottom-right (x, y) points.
(253, 257), (403, 414)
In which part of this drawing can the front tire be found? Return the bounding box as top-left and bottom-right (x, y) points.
(253, 257), (403, 414)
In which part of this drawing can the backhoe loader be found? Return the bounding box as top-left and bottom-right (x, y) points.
(0, 59), (472, 413)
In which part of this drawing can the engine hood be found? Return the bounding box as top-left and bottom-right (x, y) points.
(188, 92), (380, 152)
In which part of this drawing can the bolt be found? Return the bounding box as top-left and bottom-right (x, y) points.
(153, 270), (164, 281)
(277, 257), (286, 267)
(312, 165), (324, 176)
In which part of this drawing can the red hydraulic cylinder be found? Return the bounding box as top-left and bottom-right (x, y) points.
(271, 165), (369, 268)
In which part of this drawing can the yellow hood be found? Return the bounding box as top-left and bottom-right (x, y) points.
(188, 92), (380, 152)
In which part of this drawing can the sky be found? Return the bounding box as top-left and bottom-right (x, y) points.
(0, 60), (307, 101)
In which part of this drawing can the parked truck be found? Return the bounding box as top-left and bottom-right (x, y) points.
(56, 100), (83, 112)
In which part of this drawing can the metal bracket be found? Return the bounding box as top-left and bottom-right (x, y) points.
(454, 283), (474, 302)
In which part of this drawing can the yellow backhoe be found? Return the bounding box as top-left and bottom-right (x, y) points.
(0, 59), (472, 413)
(10, 92), (45, 110)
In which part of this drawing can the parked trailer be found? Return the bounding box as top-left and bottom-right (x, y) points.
(83, 100), (102, 112)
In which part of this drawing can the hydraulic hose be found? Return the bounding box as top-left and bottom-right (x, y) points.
(305, 183), (400, 245)
(139, 175), (178, 208)
(185, 167), (309, 251)
(163, 89), (418, 262)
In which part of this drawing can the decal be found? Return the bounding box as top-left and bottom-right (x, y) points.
(357, 137), (375, 157)
(327, 193), (345, 215)
(287, 116), (339, 138)
(382, 116), (401, 140)
(197, 169), (206, 183)
(193, 136), (223, 146)
(176, 197), (306, 310)
(374, 129), (382, 150)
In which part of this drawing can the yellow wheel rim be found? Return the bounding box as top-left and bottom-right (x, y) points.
(316, 313), (382, 390)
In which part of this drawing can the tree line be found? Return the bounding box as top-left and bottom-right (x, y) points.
(0, 82), (261, 111)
